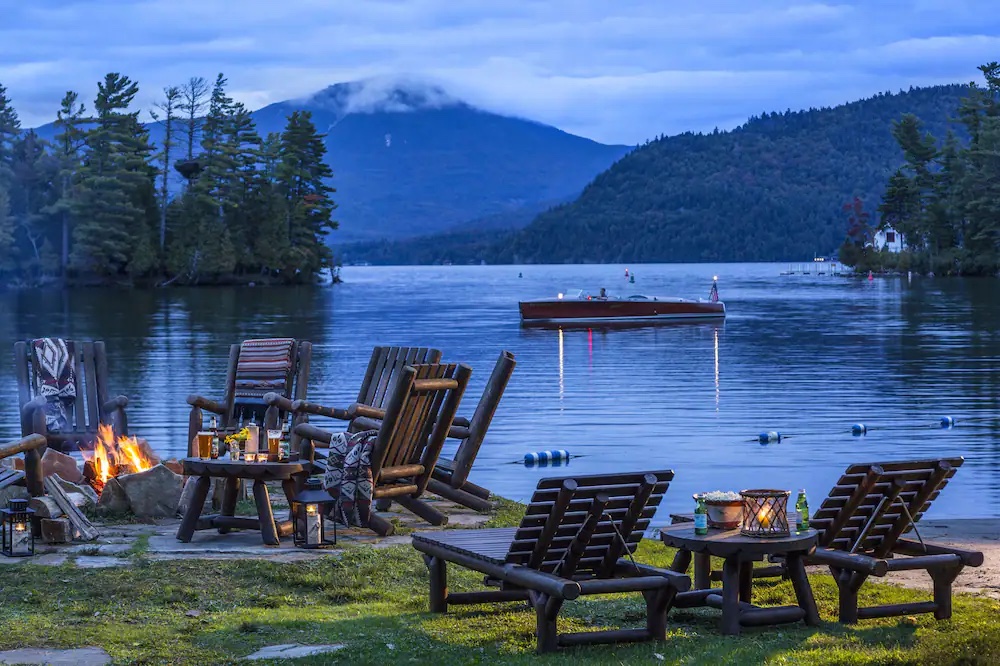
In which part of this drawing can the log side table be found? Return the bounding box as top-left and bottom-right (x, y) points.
(176, 458), (310, 546)
(660, 523), (820, 635)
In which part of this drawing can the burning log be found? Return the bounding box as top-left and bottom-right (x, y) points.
(81, 424), (158, 495)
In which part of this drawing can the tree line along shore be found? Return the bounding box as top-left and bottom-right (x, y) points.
(0, 73), (337, 287)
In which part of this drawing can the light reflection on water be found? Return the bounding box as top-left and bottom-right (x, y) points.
(1, 263), (998, 525)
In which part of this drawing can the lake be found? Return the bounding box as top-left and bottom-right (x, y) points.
(2, 264), (998, 525)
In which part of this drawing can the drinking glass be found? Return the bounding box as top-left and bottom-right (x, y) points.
(196, 431), (213, 458)
(267, 430), (282, 456)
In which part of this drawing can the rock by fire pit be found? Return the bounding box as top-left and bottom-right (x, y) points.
(118, 464), (183, 519)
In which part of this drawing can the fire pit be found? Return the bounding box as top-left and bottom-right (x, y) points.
(81, 424), (159, 495)
(80, 425), (182, 519)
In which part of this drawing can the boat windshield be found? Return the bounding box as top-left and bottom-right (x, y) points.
(560, 289), (585, 300)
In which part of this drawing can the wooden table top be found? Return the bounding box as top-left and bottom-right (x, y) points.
(181, 456), (309, 481)
(660, 522), (818, 558)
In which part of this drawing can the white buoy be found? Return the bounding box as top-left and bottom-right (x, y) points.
(851, 423), (867, 436)
(940, 416), (955, 428)
(758, 431), (781, 444)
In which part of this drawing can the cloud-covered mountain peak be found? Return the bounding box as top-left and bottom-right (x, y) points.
(305, 75), (467, 117)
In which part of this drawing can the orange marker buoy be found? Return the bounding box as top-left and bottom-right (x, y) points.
(868, 270), (873, 281)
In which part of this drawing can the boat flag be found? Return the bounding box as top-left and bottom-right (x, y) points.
(709, 280), (719, 303)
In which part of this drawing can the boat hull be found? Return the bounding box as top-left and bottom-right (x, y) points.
(518, 299), (725, 322)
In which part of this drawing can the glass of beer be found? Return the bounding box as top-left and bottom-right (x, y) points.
(267, 430), (282, 458)
(196, 431), (213, 458)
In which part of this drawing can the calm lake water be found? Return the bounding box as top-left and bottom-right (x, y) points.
(2, 264), (998, 524)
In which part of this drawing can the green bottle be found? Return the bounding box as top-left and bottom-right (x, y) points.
(694, 497), (708, 535)
(795, 489), (809, 530)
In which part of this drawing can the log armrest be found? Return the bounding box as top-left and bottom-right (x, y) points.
(347, 403), (386, 420)
(452, 416), (471, 428)
(102, 394), (129, 413)
(613, 560), (693, 592)
(808, 547), (889, 577)
(293, 422), (336, 446)
(263, 392), (295, 412)
(290, 400), (350, 421)
(21, 395), (47, 419)
(0, 434), (47, 460)
(186, 394), (227, 414)
(894, 538), (985, 567)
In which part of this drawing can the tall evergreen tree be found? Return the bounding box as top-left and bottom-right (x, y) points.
(45, 91), (87, 275)
(0, 83), (21, 266)
(150, 86), (180, 252)
(276, 110), (337, 280)
(71, 73), (157, 278)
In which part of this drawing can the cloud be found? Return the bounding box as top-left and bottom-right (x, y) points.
(0, 0), (998, 143)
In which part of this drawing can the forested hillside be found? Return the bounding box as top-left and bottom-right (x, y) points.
(348, 84), (972, 265)
(496, 85), (969, 264)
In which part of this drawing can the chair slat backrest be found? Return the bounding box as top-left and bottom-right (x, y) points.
(449, 351), (516, 485)
(505, 470), (674, 579)
(370, 363), (471, 487)
(226, 339), (311, 426)
(357, 346), (443, 411)
(15, 340), (108, 434)
(810, 457), (963, 555)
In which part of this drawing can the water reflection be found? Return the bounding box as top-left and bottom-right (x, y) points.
(1, 266), (997, 523)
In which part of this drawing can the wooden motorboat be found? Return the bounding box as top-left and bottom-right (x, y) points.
(518, 281), (725, 323)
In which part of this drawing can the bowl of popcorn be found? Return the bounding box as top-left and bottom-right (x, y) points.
(696, 490), (743, 529)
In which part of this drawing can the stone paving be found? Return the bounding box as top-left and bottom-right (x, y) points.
(0, 492), (492, 568)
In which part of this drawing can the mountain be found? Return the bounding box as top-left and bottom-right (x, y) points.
(31, 77), (631, 243)
(345, 84), (972, 264)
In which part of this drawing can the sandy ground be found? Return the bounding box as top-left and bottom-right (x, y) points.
(872, 518), (1000, 599)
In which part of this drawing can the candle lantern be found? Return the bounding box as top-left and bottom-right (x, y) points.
(292, 477), (336, 549)
(2, 498), (35, 557)
(740, 489), (790, 538)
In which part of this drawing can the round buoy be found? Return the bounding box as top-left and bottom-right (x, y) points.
(518, 272), (523, 278)
(629, 275), (635, 283)
(940, 416), (955, 428)
(851, 423), (867, 436)
(524, 450), (570, 465)
(758, 431), (781, 444)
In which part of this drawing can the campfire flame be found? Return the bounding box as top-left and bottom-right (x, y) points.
(82, 424), (156, 493)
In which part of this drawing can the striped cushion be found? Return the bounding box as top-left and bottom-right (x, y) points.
(233, 338), (296, 406)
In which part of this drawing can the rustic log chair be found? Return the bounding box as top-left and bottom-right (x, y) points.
(294, 362), (471, 536)
(762, 457), (983, 623)
(278, 345), (442, 457)
(186, 339), (311, 457)
(15, 340), (129, 453)
(0, 434), (47, 497)
(412, 470), (689, 654)
(426, 350), (516, 512)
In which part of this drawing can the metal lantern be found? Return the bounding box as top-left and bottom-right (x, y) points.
(292, 477), (336, 549)
(2, 498), (35, 557)
(740, 489), (790, 538)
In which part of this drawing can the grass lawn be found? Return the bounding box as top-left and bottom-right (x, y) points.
(0, 500), (997, 665)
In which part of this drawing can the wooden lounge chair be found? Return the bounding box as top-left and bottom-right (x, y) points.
(799, 458), (983, 623)
(186, 338), (311, 456)
(412, 470), (690, 653)
(294, 362), (471, 536)
(0, 434), (47, 497)
(277, 345), (441, 456)
(426, 350), (516, 512)
(15, 340), (129, 453)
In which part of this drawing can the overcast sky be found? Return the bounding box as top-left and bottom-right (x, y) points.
(1, 0), (999, 144)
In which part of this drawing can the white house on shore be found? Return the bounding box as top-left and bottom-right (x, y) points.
(873, 226), (904, 253)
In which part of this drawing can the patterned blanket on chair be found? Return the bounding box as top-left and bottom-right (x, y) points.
(322, 430), (378, 527)
(233, 338), (296, 416)
(31, 338), (77, 432)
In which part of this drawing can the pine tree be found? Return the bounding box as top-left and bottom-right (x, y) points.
(276, 110), (337, 281)
(0, 83), (21, 267)
(71, 73), (158, 278)
(45, 91), (87, 275)
(150, 86), (181, 252)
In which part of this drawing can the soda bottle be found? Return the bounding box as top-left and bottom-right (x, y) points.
(795, 489), (809, 530)
(694, 496), (708, 535)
